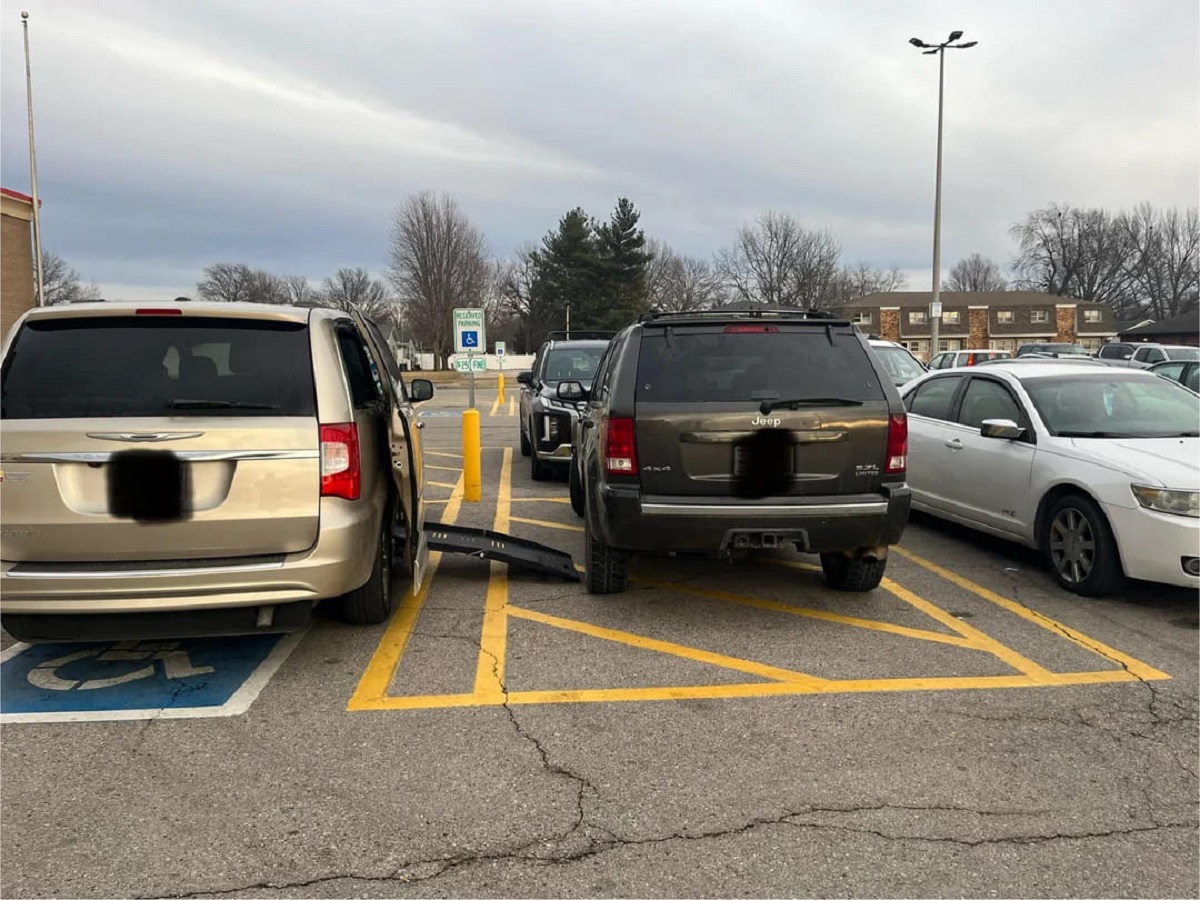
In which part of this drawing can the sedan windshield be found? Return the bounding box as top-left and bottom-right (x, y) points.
(542, 347), (604, 384)
(1165, 347), (1200, 362)
(1025, 373), (1200, 438)
(873, 346), (926, 386)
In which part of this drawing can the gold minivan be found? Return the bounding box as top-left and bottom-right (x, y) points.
(0, 300), (433, 642)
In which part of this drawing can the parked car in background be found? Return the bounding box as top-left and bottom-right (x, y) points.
(565, 307), (911, 594)
(900, 362), (1198, 596)
(867, 338), (927, 388)
(977, 355), (1106, 368)
(1096, 342), (1137, 366)
(517, 332), (612, 480)
(1015, 342), (1091, 358)
(1125, 343), (1200, 370)
(1149, 359), (1200, 393)
(927, 349), (1013, 370)
(0, 300), (435, 642)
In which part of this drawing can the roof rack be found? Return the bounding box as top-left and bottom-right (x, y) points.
(544, 330), (615, 341)
(637, 306), (844, 324)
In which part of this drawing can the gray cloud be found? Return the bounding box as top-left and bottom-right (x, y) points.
(2, 0), (1195, 301)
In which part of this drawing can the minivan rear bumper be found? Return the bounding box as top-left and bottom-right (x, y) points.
(0, 497), (379, 619)
(597, 484), (911, 553)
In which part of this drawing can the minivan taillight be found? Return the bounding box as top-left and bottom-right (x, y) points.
(604, 417), (639, 476)
(320, 423), (361, 500)
(885, 413), (907, 475)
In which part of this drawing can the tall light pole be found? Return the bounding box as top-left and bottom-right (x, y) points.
(22, 10), (45, 307)
(910, 30), (976, 360)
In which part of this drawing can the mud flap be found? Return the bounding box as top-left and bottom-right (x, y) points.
(395, 522), (581, 582)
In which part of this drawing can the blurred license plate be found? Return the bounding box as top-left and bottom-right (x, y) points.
(733, 443), (794, 476)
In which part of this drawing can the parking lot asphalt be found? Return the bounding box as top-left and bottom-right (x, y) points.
(2, 385), (1197, 899)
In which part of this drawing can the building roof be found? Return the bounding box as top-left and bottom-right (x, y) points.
(0, 187), (38, 205)
(1119, 308), (1199, 338)
(849, 291), (1091, 309)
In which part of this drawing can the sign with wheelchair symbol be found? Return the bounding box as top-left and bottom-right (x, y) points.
(0, 632), (304, 723)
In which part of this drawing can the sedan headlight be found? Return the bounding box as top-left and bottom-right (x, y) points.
(1131, 485), (1200, 518)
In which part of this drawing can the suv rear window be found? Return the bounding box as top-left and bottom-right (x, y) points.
(635, 325), (884, 403)
(1, 317), (316, 419)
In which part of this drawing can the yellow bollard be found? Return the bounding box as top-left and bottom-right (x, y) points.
(497, 372), (505, 406)
(462, 408), (482, 502)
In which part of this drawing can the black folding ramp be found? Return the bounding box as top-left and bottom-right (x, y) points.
(397, 522), (582, 582)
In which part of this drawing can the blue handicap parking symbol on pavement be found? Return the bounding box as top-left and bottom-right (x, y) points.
(461, 330), (479, 348)
(0, 632), (303, 723)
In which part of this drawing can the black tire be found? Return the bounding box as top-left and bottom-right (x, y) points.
(820, 552), (887, 592)
(337, 508), (395, 625)
(569, 457), (584, 517)
(519, 424), (531, 457)
(530, 446), (549, 481)
(584, 499), (627, 594)
(1041, 493), (1125, 596)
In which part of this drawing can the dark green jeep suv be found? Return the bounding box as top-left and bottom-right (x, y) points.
(561, 308), (911, 594)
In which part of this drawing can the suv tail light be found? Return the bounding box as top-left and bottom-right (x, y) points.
(885, 413), (907, 475)
(604, 416), (639, 476)
(724, 324), (779, 333)
(320, 423), (361, 500)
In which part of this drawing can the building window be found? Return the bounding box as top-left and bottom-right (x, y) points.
(996, 310), (1014, 324)
(901, 339), (929, 360)
(850, 312), (872, 325)
(908, 311), (927, 325)
(1031, 310), (1049, 323)
(1079, 338), (1103, 351)
(1083, 308), (1102, 323)
(942, 311), (961, 325)
(939, 339), (964, 352)
(990, 339), (1016, 352)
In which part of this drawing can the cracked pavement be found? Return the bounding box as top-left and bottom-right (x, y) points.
(2, 391), (1196, 898)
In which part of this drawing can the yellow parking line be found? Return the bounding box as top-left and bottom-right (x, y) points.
(473, 447), (513, 701)
(511, 497), (572, 504)
(488, 393), (503, 417)
(427, 450), (463, 459)
(425, 465), (462, 472)
(428, 481), (459, 489)
(636, 575), (977, 649)
(508, 397), (516, 416)
(510, 516), (584, 533)
(508, 606), (828, 684)
(892, 546), (1171, 681)
(347, 475), (465, 709)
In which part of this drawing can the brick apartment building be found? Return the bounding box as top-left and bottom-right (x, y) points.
(1, 187), (37, 342)
(844, 291), (1118, 361)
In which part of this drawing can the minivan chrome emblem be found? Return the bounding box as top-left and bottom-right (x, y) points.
(750, 416), (781, 427)
(86, 432), (204, 442)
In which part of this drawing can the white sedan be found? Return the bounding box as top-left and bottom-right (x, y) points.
(900, 362), (1199, 596)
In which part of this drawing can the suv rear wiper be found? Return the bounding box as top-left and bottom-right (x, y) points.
(758, 397), (864, 414)
(166, 399), (281, 411)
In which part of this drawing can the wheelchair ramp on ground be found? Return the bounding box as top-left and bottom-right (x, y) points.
(398, 523), (582, 582)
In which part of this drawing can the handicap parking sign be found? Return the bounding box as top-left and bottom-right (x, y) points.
(0, 632), (303, 723)
(461, 330), (479, 349)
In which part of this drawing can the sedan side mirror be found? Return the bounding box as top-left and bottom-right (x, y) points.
(409, 378), (434, 403)
(516, 371), (532, 386)
(557, 381), (588, 402)
(981, 418), (1025, 440)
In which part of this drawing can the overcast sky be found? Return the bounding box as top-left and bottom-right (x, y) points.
(2, 0), (1197, 301)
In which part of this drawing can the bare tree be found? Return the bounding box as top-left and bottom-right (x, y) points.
(1118, 204), (1199, 319)
(833, 262), (908, 304)
(944, 253), (1007, 292)
(320, 268), (396, 322)
(39, 251), (102, 304)
(196, 263), (287, 305)
(387, 192), (489, 368)
(715, 211), (841, 307)
(1009, 205), (1131, 306)
(646, 240), (726, 311)
(281, 274), (320, 307)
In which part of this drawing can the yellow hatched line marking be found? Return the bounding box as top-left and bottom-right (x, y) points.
(427, 450), (463, 459)
(473, 447), (513, 701)
(511, 497), (572, 504)
(892, 546), (1170, 681)
(510, 516), (584, 533)
(428, 480), (459, 489)
(488, 393), (503, 417)
(426, 465), (462, 472)
(508, 606), (828, 684)
(347, 475), (465, 709)
(635, 575), (976, 649)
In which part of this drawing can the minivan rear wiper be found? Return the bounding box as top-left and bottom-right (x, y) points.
(166, 399), (281, 411)
(758, 397), (864, 414)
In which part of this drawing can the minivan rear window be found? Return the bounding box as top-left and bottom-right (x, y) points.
(1, 317), (316, 419)
(635, 326), (885, 403)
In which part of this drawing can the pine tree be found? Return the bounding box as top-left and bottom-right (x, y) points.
(594, 198), (652, 331)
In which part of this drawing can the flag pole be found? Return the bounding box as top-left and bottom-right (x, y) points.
(22, 10), (45, 307)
